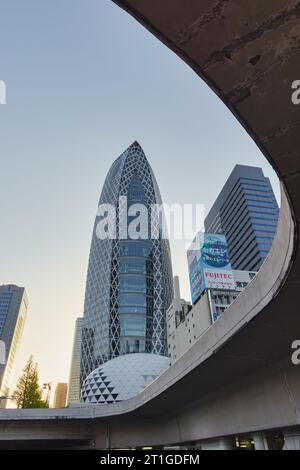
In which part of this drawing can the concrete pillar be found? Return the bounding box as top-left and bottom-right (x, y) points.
(252, 432), (268, 450)
(201, 437), (236, 450)
(283, 429), (300, 450)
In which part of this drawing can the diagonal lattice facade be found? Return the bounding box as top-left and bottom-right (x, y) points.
(80, 142), (173, 386)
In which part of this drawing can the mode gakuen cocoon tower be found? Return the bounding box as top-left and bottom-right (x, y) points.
(80, 142), (173, 386)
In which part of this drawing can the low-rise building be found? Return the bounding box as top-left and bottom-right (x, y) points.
(53, 383), (68, 408)
(167, 271), (256, 364)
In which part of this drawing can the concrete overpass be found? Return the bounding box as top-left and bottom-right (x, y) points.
(1, 0), (300, 449)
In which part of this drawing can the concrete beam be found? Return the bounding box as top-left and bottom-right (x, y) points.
(0, 0), (300, 448)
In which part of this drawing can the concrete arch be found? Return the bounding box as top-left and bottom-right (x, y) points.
(1, 0), (300, 449)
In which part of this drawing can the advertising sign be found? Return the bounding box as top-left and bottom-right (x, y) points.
(187, 233), (235, 304)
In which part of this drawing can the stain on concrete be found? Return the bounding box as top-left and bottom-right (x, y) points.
(175, 0), (229, 46)
(202, 1), (300, 70)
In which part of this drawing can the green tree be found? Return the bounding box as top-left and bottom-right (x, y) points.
(12, 356), (49, 409)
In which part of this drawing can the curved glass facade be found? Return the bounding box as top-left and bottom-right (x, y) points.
(80, 142), (173, 385)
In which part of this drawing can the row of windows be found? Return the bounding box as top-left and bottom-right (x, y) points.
(118, 305), (151, 315)
(117, 181), (154, 352)
(257, 240), (273, 247)
(118, 235), (153, 350)
(120, 315), (148, 337)
(118, 293), (153, 308)
(222, 175), (270, 219)
(221, 184), (247, 226)
(231, 236), (258, 268)
(236, 281), (250, 288)
(212, 294), (236, 305)
(248, 204), (279, 214)
(249, 210), (279, 220)
(248, 258), (263, 272)
(245, 198), (277, 208)
(230, 230), (273, 271)
(222, 198), (250, 236)
(127, 190), (148, 202)
(206, 213), (222, 233)
(119, 241), (152, 258)
(119, 338), (151, 354)
(240, 177), (270, 185)
(226, 211), (256, 246)
(249, 214), (278, 223)
(225, 206), (252, 244)
(225, 204), (276, 246)
(0, 293), (11, 338)
(119, 275), (153, 295)
(119, 258), (152, 276)
(221, 183), (273, 231)
(220, 181), (244, 216)
(252, 221), (277, 228)
(229, 223), (257, 259)
(244, 191), (274, 201)
(225, 206), (277, 242)
(241, 184), (270, 193)
(222, 179), (275, 226)
(228, 220), (256, 250)
(254, 228), (276, 235)
(249, 207), (279, 215)
(257, 235), (275, 241)
(240, 251), (262, 272)
(207, 179), (278, 239)
(228, 220), (276, 262)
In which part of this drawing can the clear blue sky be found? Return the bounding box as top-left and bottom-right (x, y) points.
(0, 0), (279, 400)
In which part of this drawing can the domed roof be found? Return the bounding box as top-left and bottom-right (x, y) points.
(81, 353), (169, 405)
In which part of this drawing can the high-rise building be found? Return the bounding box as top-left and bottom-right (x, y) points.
(80, 142), (173, 385)
(68, 318), (83, 404)
(205, 165), (279, 272)
(53, 383), (68, 408)
(0, 285), (28, 407)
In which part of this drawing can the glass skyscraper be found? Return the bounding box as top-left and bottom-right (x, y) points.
(68, 317), (83, 404)
(80, 142), (173, 385)
(205, 165), (279, 272)
(0, 285), (28, 408)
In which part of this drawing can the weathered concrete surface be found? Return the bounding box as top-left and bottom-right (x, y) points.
(0, 0), (299, 448)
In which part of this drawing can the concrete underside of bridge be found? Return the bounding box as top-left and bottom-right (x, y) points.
(1, 0), (300, 449)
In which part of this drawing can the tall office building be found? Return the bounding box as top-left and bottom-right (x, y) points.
(0, 285), (28, 407)
(68, 318), (83, 404)
(205, 165), (279, 272)
(80, 142), (173, 385)
(53, 383), (68, 408)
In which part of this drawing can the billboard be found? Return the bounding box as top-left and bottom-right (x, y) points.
(187, 233), (235, 304)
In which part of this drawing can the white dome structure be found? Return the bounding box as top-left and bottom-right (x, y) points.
(81, 353), (170, 405)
